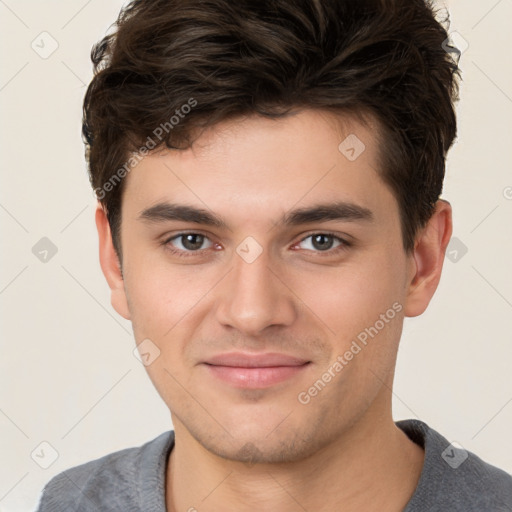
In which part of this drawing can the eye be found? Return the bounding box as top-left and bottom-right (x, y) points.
(164, 232), (215, 257)
(161, 231), (351, 260)
(294, 233), (350, 254)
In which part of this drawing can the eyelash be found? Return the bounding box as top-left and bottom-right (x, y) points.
(161, 231), (352, 259)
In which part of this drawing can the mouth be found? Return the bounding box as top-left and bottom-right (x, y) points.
(201, 352), (311, 388)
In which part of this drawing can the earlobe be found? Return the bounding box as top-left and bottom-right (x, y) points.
(95, 202), (131, 320)
(404, 200), (453, 317)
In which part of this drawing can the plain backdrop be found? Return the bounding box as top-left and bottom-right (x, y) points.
(1, 0), (511, 510)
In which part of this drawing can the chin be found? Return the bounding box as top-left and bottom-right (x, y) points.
(184, 415), (327, 465)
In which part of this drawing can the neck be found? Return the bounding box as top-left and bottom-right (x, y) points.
(165, 408), (424, 512)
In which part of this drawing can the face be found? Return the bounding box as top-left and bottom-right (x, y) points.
(107, 109), (421, 463)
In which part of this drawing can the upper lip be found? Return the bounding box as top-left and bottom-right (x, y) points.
(203, 352), (310, 368)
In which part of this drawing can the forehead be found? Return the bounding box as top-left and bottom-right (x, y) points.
(121, 109), (396, 226)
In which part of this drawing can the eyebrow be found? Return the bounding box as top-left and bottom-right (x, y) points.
(137, 201), (374, 229)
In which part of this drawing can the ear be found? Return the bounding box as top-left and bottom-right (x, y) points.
(404, 199), (453, 317)
(95, 202), (131, 320)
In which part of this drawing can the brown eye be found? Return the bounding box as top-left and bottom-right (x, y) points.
(179, 234), (207, 251)
(164, 233), (214, 256)
(311, 234), (335, 251)
(297, 233), (348, 253)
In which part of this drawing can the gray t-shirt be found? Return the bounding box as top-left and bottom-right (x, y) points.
(36, 419), (512, 511)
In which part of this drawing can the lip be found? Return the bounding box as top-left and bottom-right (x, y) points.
(202, 352), (311, 388)
(204, 352), (310, 368)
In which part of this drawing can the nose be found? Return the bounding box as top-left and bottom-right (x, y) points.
(214, 246), (297, 336)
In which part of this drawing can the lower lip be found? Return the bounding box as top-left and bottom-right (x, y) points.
(203, 363), (310, 388)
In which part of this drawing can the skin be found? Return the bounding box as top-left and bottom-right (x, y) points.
(96, 109), (452, 511)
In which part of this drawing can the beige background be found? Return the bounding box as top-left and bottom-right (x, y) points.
(1, 0), (511, 510)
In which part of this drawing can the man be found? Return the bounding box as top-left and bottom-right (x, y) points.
(37, 0), (512, 510)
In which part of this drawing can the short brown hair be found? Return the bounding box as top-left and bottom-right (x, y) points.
(83, 0), (461, 261)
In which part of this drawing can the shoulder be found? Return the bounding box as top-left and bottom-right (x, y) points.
(398, 419), (512, 511)
(35, 430), (174, 512)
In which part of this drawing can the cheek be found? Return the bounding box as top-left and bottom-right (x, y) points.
(125, 262), (203, 397)
(124, 232), (407, 348)
(297, 247), (406, 348)
(123, 250), (203, 340)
